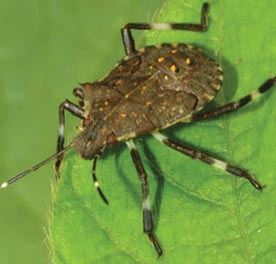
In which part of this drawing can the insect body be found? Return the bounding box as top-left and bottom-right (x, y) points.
(2, 3), (276, 256)
(74, 43), (222, 159)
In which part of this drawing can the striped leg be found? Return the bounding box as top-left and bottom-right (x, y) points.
(121, 2), (209, 54)
(55, 99), (84, 178)
(192, 77), (276, 121)
(92, 154), (109, 205)
(126, 140), (163, 257)
(152, 132), (264, 190)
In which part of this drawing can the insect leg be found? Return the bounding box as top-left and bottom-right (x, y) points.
(55, 99), (85, 178)
(126, 140), (163, 257)
(152, 132), (264, 190)
(92, 154), (109, 205)
(192, 77), (276, 121)
(121, 2), (209, 55)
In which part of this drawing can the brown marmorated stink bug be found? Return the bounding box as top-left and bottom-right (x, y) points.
(1, 2), (276, 256)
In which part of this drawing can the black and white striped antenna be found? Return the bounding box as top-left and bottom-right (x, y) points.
(1, 145), (72, 189)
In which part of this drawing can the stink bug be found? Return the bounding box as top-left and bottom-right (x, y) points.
(1, 2), (275, 256)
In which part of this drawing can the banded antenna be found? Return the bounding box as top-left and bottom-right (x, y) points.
(1, 145), (72, 189)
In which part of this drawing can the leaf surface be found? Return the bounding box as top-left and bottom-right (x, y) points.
(51, 1), (276, 263)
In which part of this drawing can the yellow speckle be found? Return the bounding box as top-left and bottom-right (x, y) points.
(157, 57), (165, 63)
(99, 107), (104, 111)
(146, 100), (152, 106)
(170, 64), (178, 72)
(120, 113), (127, 118)
(164, 74), (169, 80)
(186, 57), (192, 65)
(141, 86), (147, 95)
(171, 49), (177, 54)
(149, 65), (154, 70)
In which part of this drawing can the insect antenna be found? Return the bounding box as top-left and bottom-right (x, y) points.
(1, 144), (72, 189)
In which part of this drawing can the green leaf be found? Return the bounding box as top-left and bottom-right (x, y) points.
(50, 1), (276, 263)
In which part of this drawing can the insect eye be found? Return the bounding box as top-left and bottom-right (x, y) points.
(73, 87), (84, 100)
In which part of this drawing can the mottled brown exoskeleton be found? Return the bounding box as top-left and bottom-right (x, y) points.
(2, 3), (276, 256)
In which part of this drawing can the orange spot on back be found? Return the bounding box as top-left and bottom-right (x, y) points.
(120, 113), (127, 118)
(170, 64), (178, 72)
(157, 57), (165, 63)
(186, 58), (192, 65)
